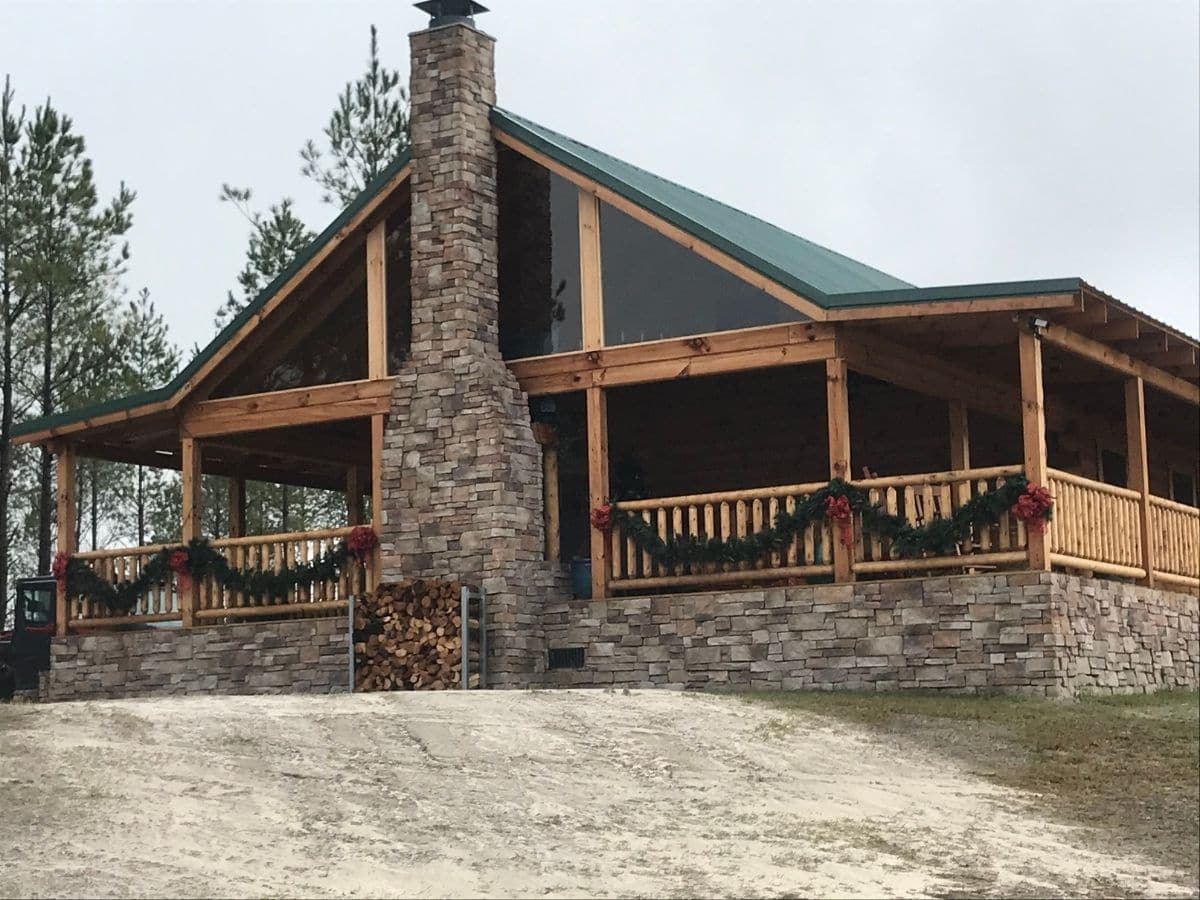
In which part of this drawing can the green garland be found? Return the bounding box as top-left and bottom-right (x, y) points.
(59, 536), (362, 615)
(605, 475), (1044, 570)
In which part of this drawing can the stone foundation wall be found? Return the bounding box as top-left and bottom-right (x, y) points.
(541, 572), (1198, 697)
(39, 617), (349, 702)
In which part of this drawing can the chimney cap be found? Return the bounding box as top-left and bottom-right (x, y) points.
(415, 0), (489, 28)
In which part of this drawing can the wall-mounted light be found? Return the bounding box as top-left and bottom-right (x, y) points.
(1029, 316), (1050, 337)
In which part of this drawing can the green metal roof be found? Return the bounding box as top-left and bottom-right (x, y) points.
(16, 110), (1109, 441)
(13, 152), (411, 439)
(491, 108), (914, 300)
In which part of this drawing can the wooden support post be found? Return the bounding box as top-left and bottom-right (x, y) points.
(366, 221), (388, 380)
(825, 357), (853, 583)
(1124, 377), (1155, 586)
(228, 477), (246, 539)
(1018, 329), (1050, 570)
(54, 443), (77, 637)
(948, 399), (971, 505)
(370, 413), (385, 590)
(578, 191), (605, 351)
(180, 437), (202, 626)
(532, 423), (561, 564)
(346, 467), (364, 527)
(586, 387), (609, 598)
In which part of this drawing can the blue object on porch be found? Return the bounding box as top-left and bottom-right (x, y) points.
(571, 558), (592, 599)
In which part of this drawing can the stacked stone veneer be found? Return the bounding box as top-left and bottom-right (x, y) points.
(541, 572), (1198, 696)
(39, 618), (348, 702)
(379, 21), (561, 686)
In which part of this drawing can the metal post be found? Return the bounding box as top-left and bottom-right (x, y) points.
(460, 586), (470, 690)
(479, 588), (487, 689)
(347, 594), (356, 693)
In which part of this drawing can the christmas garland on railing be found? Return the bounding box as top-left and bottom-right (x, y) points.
(52, 526), (379, 615)
(591, 476), (1052, 570)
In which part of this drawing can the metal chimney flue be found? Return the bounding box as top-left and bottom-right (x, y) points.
(414, 0), (489, 28)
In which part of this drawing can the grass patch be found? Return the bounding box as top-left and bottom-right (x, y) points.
(745, 688), (1200, 882)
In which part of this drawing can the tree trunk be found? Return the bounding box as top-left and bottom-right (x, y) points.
(281, 485), (290, 533)
(36, 295), (53, 574)
(0, 307), (13, 625)
(89, 459), (98, 550)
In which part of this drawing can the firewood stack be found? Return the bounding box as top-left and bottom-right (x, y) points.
(353, 579), (476, 691)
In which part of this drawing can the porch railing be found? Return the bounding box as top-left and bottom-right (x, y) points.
(68, 543), (181, 627)
(65, 526), (373, 629)
(1149, 495), (1200, 587)
(1046, 468), (1145, 579)
(608, 465), (1029, 592)
(609, 481), (835, 590)
(850, 466), (1028, 574)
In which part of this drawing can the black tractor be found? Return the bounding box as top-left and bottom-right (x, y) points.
(0, 577), (57, 701)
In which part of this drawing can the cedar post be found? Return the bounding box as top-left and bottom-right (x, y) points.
(346, 467), (364, 527)
(825, 357), (854, 582)
(370, 414), (385, 590)
(228, 477), (246, 539)
(53, 442), (77, 637)
(1018, 328), (1050, 570)
(180, 437), (202, 626)
(578, 191), (604, 351)
(948, 399), (971, 505)
(366, 221), (388, 380)
(1124, 377), (1155, 585)
(586, 387), (609, 598)
(532, 423), (561, 563)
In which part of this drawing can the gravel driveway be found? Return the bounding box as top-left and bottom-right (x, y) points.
(0, 690), (1191, 898)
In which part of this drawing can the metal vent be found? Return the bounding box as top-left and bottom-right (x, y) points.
(548, 647), (585, 670)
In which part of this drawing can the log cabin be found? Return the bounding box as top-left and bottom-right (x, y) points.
(17, 1), (1199, 699)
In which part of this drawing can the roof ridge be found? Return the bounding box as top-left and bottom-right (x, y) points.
(492, 108), (914, 290)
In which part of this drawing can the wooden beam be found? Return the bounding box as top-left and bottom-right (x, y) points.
(1085, 318), (1139, 342)
(1124, 377), (1155, 587)
(825, 357), (853, 583)
(346, 467), (364, 527)
(586, 387), (609, 599)
(180, 437), (202, 627)
(514, 326), (836, 394)
(228, 477), (246, 539)
(1018, 329), (1050, 570)
(825, 293), (1077, 322)
(54, 443), (77, 637)
(367, 221), (388, 379)
(495, 129), (828, 321)
(948, 400), (971, 506)
(578, 190), (604, 351)
(181, 378), (394, 438)
(1041, 323), (1200, 406)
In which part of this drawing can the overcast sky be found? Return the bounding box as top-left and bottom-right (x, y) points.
(3, 0), (1198, 346)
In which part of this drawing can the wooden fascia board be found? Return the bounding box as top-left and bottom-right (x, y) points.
(511, 323), (835, 395)
(178, 164), (410, 402)
(180, 378), (394, 438)
(1039, 324), (1200, 406)
(12, 402), (174, 447)
(1081, 285), (1199, 353)
(493, 129), (829, 323)
(824, 292), (1079, 323)
(15, 164), (413, 449)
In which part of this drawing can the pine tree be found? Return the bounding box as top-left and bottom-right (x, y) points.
(17, 100), (134, 572)
(213, 186), (314, 330)
(116, 289), (180, 546)
(0, 76), (32, 623)
(300, 25), (410, 206)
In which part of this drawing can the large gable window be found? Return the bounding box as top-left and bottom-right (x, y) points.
(599, 203), (802, 346)
(497, 147), (583, 359)
(212, 247), (368, 398)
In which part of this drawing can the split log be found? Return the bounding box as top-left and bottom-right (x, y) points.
(353, 579), (465, 691)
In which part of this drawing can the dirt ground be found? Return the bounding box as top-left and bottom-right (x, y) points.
(0, 690), (1194, 899)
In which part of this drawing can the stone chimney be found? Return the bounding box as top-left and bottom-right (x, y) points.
(379, 2), (556, 683)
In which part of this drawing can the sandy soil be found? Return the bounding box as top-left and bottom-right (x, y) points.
(0, 690), (1192, 899)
